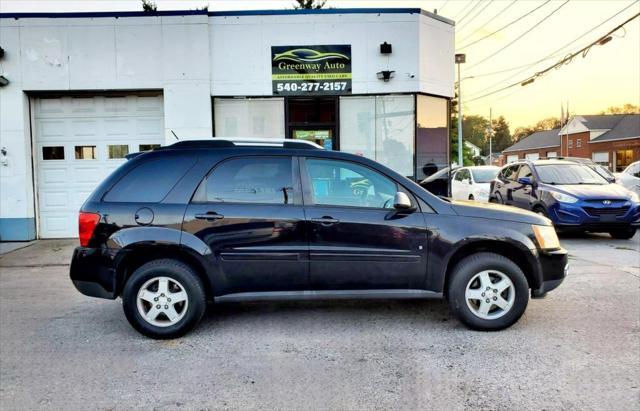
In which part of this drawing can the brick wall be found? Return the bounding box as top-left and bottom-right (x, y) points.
(589, 138), (640, 171)
(564, 131), (591, 158)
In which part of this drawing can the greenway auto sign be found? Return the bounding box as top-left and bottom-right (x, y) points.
(271, 45), (352, 95)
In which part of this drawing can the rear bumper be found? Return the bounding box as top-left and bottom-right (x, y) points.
(70, 247), (119, 299)
(532, 247), (569, 298)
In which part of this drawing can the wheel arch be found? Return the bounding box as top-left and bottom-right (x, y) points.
(442, 239), (541, 295)
(114, 244), (213, 299)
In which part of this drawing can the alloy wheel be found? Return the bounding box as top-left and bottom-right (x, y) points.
(465, 270), (515, 320)
(136, 276), (189, 327)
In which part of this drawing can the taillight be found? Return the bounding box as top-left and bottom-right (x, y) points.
(79, 212), (100, 247)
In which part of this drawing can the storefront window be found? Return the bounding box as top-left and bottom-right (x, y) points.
(340, 95), (415, 177)
(214, 98), (285, 138)
(415, 95), (448, 181)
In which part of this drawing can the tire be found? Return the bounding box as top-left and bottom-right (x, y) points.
(609, 227), (637, 240)
(447, 252), (529, 331)
(122, 259), (206, 339)
(533, 206), (548, 218)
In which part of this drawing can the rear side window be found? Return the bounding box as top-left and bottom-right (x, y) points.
(200, 157), (294, 204)
(104, 157), (196, 203)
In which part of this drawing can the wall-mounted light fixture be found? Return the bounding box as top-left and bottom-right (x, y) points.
(0, 76), (9, 87)
(376, 70), (395, 82)
(380, 42), (392, 54)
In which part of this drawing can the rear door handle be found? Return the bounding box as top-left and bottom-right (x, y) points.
(311, 217), (340, 226)
(195, 212), (224, 221)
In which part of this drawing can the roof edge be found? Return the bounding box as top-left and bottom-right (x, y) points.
(0, 8), (454, 25)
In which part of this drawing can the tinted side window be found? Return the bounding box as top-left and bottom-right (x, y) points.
(503, 165), (519, 181)
(517, 165), (532, 179)
(305, 158), (397, 209)
(454, 170), (464, 181)
(104, 157), (196, 203)
(204, 157), (293, 204)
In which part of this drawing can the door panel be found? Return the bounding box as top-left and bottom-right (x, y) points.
(513, 165), (533, 209)
(182, 156), (308, 294)
(302, 157), (428, 290)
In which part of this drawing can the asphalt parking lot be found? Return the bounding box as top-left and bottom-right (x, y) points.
(1, 233), (638, 410)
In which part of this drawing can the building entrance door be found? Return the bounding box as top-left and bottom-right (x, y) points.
(287, 97), (337, 150)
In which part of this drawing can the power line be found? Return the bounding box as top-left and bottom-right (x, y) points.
(457, 0), (494, 32)
(457, 0), (519, 44)
(465, 12), (640, 104)
(466, 0), (571, 70)
(453, 0), (477, 21)
(457, 0), (552, 50)
(466, 0), (639, 95)
(457, 0), (485, 26)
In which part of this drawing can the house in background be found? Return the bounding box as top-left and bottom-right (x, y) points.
(464, 140), (482, 158)
(559, 114), (639, 171)
(501, 129), (561, 164)
(501, 113), (639, 171)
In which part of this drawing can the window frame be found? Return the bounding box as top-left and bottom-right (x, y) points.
(299, 156), (417, 211)
(191, 155), (302, 206)
(516, 165), (533, 180)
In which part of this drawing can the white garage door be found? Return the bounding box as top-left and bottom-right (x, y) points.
(525, 153), (540, 161)
(34, 94), (164, 238)
(506, 154), (519, 163)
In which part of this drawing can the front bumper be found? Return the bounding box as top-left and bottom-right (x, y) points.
(549, 201), (640, 230)
(531, 247), (569, 298)
(70, 247), (120, 299)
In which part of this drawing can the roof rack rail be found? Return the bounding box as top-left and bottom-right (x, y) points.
(156, 138), (323, 151)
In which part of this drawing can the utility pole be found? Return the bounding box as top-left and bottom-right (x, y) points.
(488, 108), (492, 165)
(455, 54), (466, 166)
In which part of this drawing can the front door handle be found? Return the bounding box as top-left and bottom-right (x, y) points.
(311, 217), (340, 226)
(195, 212), (224, 221)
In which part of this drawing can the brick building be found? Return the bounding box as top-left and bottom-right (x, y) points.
(501, 114), (640, 171)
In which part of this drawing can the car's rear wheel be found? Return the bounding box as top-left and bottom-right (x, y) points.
(122, 259), (206, 339)
(609, 227), (637, 240)
(533, 206), (548, 218)
(447, 252), (529, 331)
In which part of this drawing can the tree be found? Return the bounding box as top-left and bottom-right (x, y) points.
(293, 0), (327, 9)
(461, 114), (490, 154)
(490, 116), (513, 152)
(599, 103), (639, 115)
(142, 0), (157, 12)
(450, 115), (475, 166)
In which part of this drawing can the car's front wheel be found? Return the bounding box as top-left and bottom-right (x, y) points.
(122, 259), (206, 339)
(609, 227), (637, 240)
(447, 252), (529, 331)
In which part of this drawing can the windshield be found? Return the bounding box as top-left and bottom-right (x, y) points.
(471, 168), (499, 183)
(536, 164), (609, 185)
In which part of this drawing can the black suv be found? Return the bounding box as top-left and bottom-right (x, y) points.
(71, 139), (568, 338)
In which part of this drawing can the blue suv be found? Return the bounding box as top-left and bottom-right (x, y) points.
(490, 159), (640, 239)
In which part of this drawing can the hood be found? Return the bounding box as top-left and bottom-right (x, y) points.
(450, 200), (549, 226)
(542, 183), (633, 200)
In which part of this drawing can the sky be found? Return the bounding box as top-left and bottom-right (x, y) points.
(2, 0), (639, 130)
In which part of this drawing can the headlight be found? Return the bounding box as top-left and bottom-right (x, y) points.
(532, 225), (561, 250)
(550, 191), (578, 203)
(630, 191), (640, 203)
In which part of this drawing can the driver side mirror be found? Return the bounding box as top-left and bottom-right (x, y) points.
(393, 192), (415, 211)
(517, 177), (532, 185)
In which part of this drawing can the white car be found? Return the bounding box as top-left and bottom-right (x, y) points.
(451, 166), (500, 202)
(615, 161), (640, 195)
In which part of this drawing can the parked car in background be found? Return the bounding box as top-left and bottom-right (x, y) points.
(451, 166), (500, 202)
(490, 159), (640, 239)
(70, 139), (568, 338)
(615, 161), (640, 194)
(419, 165), (457, 197)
